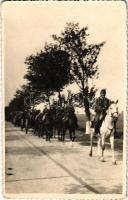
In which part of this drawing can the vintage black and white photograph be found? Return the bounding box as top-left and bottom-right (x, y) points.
(3, 1), (126, 198)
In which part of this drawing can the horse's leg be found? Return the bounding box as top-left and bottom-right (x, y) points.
(46, 131), (48, 141)
(53, 126), (56, 138)
(46, 133), (48, 141)
(39, 127), (41, 138)
(69, 128), (72, 141)
(34, 127), (37, 136)
(58, 128), (60, 141)
(49, 127), (53, 142)
(71, 126), (75, 142)
(62, 128), (66, 142)
(110, 131), (116, 164)
(34, 121), (38, 136)
(100, 133), (105, 162)
(45, 126), (48, 141)
(72, 129), (75, 142)
(25, 119), (28, 134)
(48, 130), (50, 142)
(71, 130), (74, 146)
(47, 126), (52, 142)
(21, 119), (23, 131)
(97, 135), (101, 158)
(60, 128), (63, 141)
(41, 125), (44, 139)
(39, 125), (43, 138)
(51, 128), (53, 138)
(62, 130), (65, 142)
(89, 132), (93, 156)
(33, 125), (36, 135)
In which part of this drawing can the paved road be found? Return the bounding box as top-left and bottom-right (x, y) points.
(5, 122), (123, 195)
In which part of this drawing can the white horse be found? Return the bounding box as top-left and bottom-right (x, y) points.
(89, 101), (119, 165)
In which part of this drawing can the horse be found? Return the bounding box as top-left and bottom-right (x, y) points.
(14, 111), (23, 127)
(21, 109), (35, 134)
(33, 111), (44, 137)
(89, 101), (119, 164)
(55, 108), (64, 141)
(21, 114), (31, 134)
(61, 112), (77, 142)
(42, 109), (54, 142)
(50, 107), (57, 138)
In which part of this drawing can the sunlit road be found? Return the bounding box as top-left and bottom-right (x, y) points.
(5, 122), (123, 195)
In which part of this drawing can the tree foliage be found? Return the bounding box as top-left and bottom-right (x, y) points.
(24, 46), (71, 105)
(25, 48), (71, 92)
(52, 22), (105, 119)
(7, 22), (105, 119)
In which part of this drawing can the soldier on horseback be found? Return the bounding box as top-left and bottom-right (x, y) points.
(20, 108), (31, 133)
(92, 89), (110, 136)
(64, 99), (78, 129)
(50, 101), (57, 118)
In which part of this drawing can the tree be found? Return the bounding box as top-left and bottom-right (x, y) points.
(24, 46), (71, 105)
(7, 92), (25, 112)
(7, 84), (35, 113)
(52, 22), (105, 120)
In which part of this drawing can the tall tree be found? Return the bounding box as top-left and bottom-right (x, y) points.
(24, 47), (71, 105)
(52, 22), (105, 120)
(7, 90), (26, 112)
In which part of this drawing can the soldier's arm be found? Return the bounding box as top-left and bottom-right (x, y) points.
(103, 98), (110, 111)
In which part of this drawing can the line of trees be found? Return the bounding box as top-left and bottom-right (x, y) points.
(6, 22), (105, 121)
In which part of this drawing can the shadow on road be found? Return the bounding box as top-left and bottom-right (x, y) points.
(65, 182), (122, 194)
(5, 135), (23, 141)
(76, 131), (123, 151)
(5, 129), (21, 132)
(5, 146), (42, 156)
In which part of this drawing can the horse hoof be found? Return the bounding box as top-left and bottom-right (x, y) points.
(89, 153), (92, 157)
(101, 157), (105, 162)
(70, 142), (74, 147)
(112, 160), (117, 165)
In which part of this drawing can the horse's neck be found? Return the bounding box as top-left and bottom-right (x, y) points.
(102, 113), (114, 131)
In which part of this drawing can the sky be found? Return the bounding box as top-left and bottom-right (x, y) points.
(3, 1), (126, 111)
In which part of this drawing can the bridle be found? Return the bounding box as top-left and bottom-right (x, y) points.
(107, 109), (118, 132)
(110, 112), (119, 118)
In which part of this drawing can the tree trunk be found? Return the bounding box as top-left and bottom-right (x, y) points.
(83, 95), (91, 134)
(82, 91), (90, 121)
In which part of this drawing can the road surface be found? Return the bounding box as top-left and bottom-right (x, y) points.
(5, 122), (123, 195)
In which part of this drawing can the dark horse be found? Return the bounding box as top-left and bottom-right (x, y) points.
(42, 109), (54, 141)
(61, 112), (77, 142)
(55, 107), (64, 141)
(33, 111), (44, 137)
(21, 109), (37, 134)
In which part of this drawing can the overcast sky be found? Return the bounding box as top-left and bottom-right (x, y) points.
(3, 1), (126, 111)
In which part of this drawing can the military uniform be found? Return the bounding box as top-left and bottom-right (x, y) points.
(56, 105), (64, 118)
(21, 109), (30, 130)
(64, 103), (78, 129)
(93, 96), (110, 134)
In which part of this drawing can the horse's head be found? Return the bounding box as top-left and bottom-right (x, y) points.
(108, 100), (119, 120)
